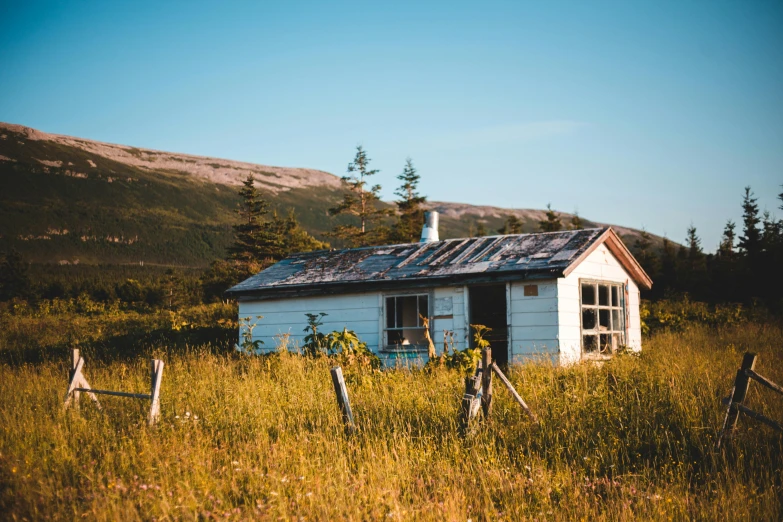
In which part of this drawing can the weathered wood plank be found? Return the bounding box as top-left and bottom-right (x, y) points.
(731, 402), (783, 433)
(717, 352), (757, 447)
(70, 349), (81, 408)
(148, 359), (164, 425)
(459, 363), (484, 435)
(745, 369), (783, 396)
(76, 388), (151, 399)
(76, 378), (103, 409)
(481, 348), (493, 418)
(490, 362), (538, 423)
(330, 366), (356, 435)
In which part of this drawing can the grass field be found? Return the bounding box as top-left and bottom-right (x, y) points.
(0, 309), (781, 520)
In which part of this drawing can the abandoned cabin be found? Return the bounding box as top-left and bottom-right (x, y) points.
(226, 212), (652, 366)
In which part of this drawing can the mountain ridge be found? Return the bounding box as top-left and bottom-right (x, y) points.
(0, 121), (664, 266)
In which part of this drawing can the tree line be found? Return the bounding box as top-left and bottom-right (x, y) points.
(633, 187), (783, 308)
(201, 146), (429, 299)
(1, 138), (780, 312)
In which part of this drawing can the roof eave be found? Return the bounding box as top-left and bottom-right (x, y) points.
(225, 268), (566, 300)
(561, 228), (653, 290)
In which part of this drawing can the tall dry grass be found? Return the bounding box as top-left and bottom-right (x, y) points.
(0, 317), (781, 520)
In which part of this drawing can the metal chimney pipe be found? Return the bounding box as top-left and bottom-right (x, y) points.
(420, 211), (439, 242)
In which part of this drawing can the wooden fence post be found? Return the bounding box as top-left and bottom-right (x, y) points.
(717, 352), (756, 447)
(481, 348), (493, 418)
(70, 349), (81, 409)
(459, 364), (483, 436)
(148, 359), (164, 426)
(330, 366), (356, 435)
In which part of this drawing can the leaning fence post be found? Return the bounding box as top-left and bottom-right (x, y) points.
(481, 348), (493, 418)
(70, 349), (81, 409)
(148, 359), (164, 426)
(330, 366), (356, 435)
(718, 352), (757, 447)
(491, 362), (538, 423)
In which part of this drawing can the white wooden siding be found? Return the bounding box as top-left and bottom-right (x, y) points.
(237, 242), (643, 368)
(508, 280), (560, 363)
(557, 242), (642, 364)
(238, 291), (382, 353)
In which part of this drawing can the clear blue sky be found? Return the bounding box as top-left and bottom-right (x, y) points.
(1, 1), (781, 249)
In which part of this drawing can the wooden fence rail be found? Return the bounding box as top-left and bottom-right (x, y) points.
(64, 349), (164, 426)
(717, 352), (782, 448)
(459, 348), (537, 436)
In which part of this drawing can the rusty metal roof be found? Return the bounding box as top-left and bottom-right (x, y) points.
(227, 228), (632, 299)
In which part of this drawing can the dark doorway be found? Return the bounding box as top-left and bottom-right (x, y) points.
(468, 284), (508, 365)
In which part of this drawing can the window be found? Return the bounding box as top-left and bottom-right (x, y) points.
(385, 294), (429, 349)
(580, 281), (625, 356)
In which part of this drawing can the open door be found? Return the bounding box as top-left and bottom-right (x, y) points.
(468, 284), (509, 365)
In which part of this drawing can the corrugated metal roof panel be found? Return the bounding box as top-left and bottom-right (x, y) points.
(227, 228), (609, 297)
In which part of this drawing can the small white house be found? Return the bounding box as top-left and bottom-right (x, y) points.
(226, 213), (652, 366)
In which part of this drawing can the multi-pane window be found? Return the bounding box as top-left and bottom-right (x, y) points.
(385, 294), (429, 348)
(580, 281), (625, 356)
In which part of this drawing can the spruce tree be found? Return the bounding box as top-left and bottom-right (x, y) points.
(538, 203), (563, 232)
(685, 225), (707, 296)
(738, 186), (761, 256)
(633, 228), (658, 277)
(276, 209), (329, 255)
(329, 146), (390, 247)
(498, 214), (523, 235)
(390, 158), (427, 243)
(570, 211), (584, 230)
(227, 175), (277, 264)
(658, 236), (677, 296)
(718, 221), (736, 257)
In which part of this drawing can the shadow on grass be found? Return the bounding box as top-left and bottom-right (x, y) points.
(0, 326), (237, 367)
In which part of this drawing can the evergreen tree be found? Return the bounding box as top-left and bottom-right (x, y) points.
(476, 221), (488, 237)
(714, 220), (739, 301)
(498, 214), (523, 235)
(633, 228), (658, 277)
(570, 211), (584, 230)
(718, 220), (736, 257)
(538, 203), (563, 232)
(274, 209), (329, 255)
(390, 158), (427, 243)
(656, 236), (677, 296)
(685, 225), (707, 297)
(329, 146), (390, 247)
(738, 186), (761, 256)
(227, 175), (278, 264)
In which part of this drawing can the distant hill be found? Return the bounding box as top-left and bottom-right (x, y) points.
(0, 122), (666, 266)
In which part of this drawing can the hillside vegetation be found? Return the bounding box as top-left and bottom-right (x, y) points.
(1, 122), (660, 265)
(0, 302), (781, 520)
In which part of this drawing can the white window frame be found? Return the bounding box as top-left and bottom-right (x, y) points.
(383, 292), (431, 351)
(579, 279), (626, 359)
